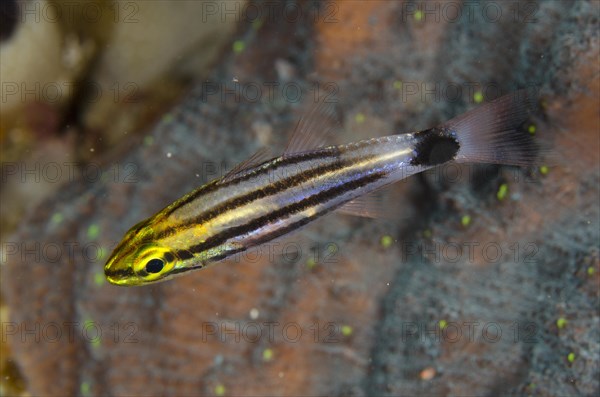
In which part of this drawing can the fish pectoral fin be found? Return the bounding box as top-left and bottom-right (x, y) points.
(283, 99), (341, 157)
(221, 147), (272, 183)
(337, 193), (387, 219)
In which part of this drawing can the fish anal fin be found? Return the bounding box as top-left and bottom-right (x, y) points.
(337, 193), (387, 219)
(283, 100), (341, 157)
(221, 147), (271, 184)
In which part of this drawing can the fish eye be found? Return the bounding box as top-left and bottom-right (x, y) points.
(132, 245), (176, 280)
(145, 258), (164, 274)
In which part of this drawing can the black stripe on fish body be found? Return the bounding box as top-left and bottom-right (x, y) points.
(178, 171), (386, 259)
(171, 243), (250, 275)
(155, 145), (381, 241)
(410, 127), (460, 166)
(154, 157), (357, 241)
(240, 199), (345, 250)
(176, 249), (195, 260)
(163, 148), (340, 217)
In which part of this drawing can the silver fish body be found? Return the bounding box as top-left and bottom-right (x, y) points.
(105, 90), (540, 286)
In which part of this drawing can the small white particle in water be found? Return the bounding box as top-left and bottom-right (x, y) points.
(387, 282), (390, 286)
(249, 308), (259, 319)
(278, 372), (284, 378)
(166, 152), (172, 158)
(90, 148), (95, 152)
(214, 355), (224, 365)
(252, 120), (273, 145)
(233, 76), (239, 83)
(196, 174), (200, 178)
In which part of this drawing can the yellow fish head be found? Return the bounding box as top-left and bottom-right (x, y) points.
(104, 219), (181, 286)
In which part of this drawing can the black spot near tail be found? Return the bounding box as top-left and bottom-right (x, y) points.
(410, 127), (460, 166)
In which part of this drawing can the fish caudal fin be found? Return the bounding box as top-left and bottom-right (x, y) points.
(444, 89), (542, 166)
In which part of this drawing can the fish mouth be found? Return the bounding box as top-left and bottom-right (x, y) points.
(104, 268), (140, 286)
(104, 253), (137, 286)
(105, 274), (132, 286)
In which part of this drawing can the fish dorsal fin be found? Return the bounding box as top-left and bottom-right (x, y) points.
(337, 193), (387, 219)
(221, 147), (272, 184)
(283, 100), (341, 157)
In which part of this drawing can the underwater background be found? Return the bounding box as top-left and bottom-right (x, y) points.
(1, 1), (599, 396)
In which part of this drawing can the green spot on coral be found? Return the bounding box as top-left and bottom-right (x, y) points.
(262, 348), (273, 362)
(423, 229), (432, 238)
(233, 40), (245, 54)
(83, 319), (101, 346)
(51, 212), (63, 225)
(341, 325), (353, 336)
(87, 224), (100, 240)
(91, 336), (101, 348)
(528, 124), (536, 135)
(94, 272), (105, 287)
(414, 10), (424, 21)
(567, 352), (575, 363)
(473, 91), (484, 104)
(251, 18), (264, 30)
(215, 384), (226, 396)
(556, 318), (567, 329)
(393, 80), (403, 90)
(80, 381), (91, 396)
(97, 246), (107, 261)
(588, 266), (595, 276)
(355, 113), (366, 124)
(144, 136), (154, 146)
(461, 215), (471, 227)
(540, 165), (549, 175)
(380, 235), (393, 248)
(497, 183), (508, 201)
(306, 257), (317, 270)
(439, 320), (448, 329)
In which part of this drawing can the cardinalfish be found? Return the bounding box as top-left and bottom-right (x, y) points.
(105, 90), (541, 286)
